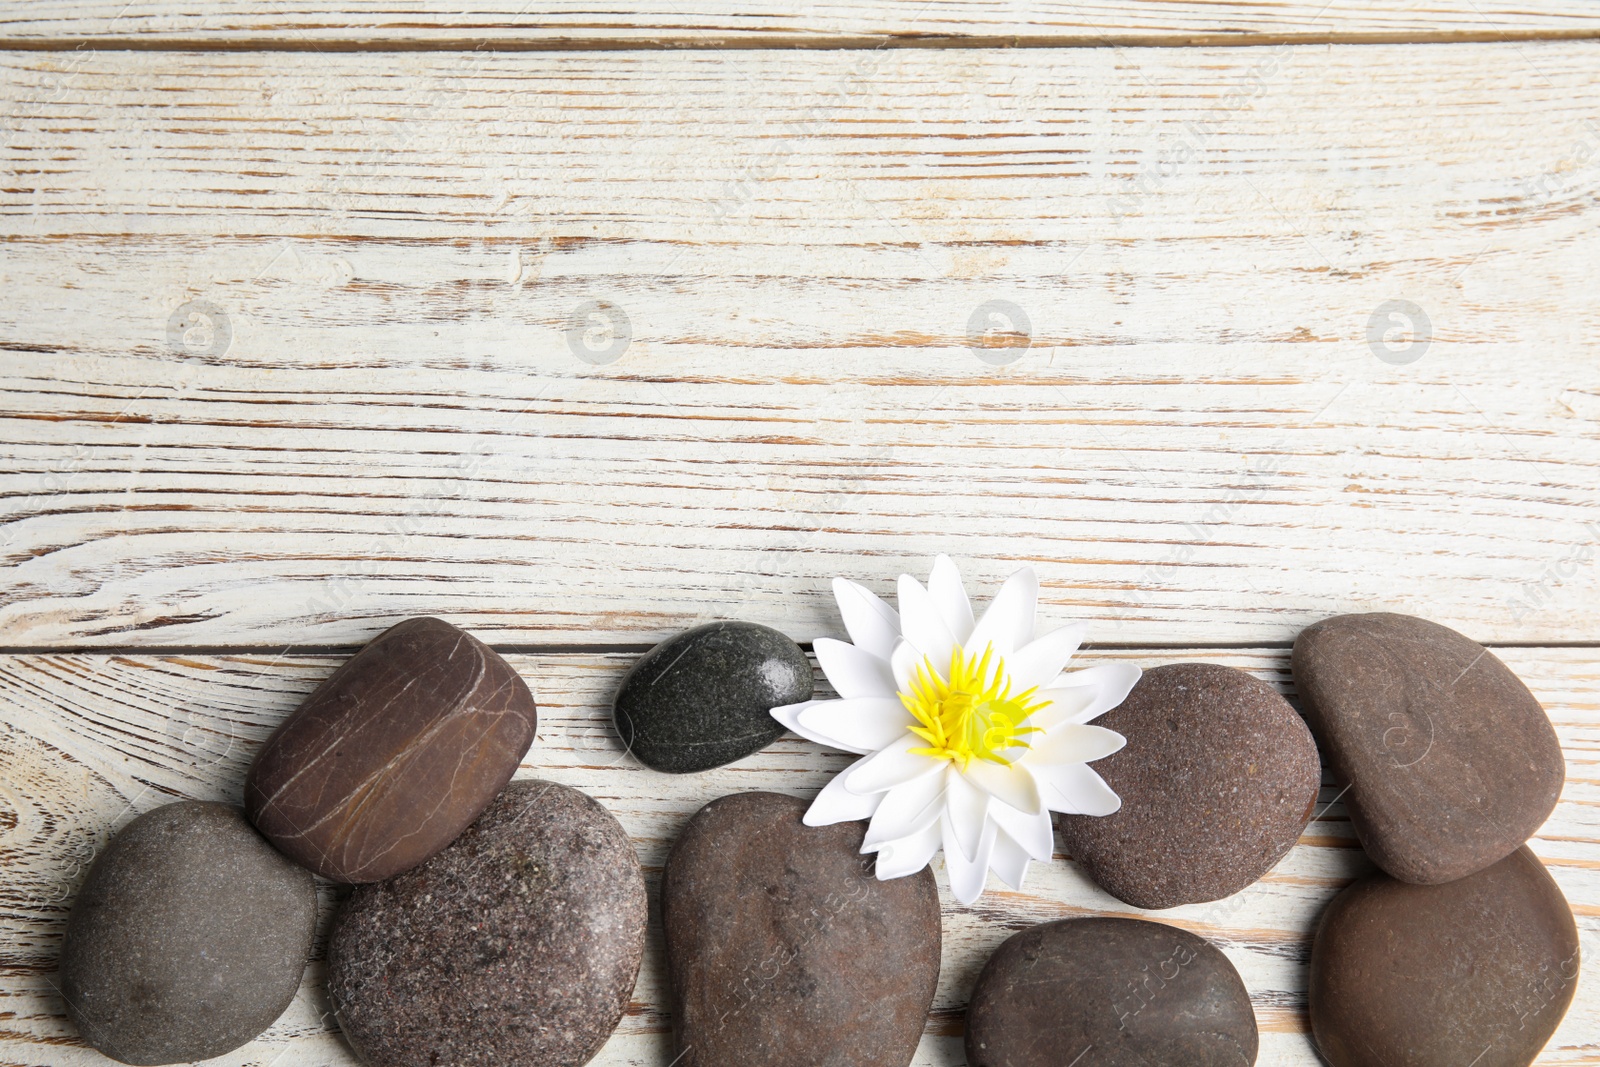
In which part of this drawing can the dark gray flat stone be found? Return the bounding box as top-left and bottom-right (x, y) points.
(1310, 845), (1578, 1067)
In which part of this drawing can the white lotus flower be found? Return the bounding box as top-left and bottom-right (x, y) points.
(772, 556), (1140, 904)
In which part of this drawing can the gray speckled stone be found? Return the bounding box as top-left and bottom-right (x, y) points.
(662, 791), (941, 1067)
(327, 779), (647, 1067)
(60, 802), (316, 1066)
(966, 917), (1258, 1067)
(613, 622), (812, 773)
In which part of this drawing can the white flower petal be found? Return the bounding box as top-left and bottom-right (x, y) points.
(1036, 662), (1143, 725)
(961, 759), (1042, 816)
(797, 698), (909, 755)
(890, 638), (924, 691)
(942, 813), (997, 904)
(1007, 622), (1090, 692)
(771, 699), (821, 736)
(897, 575), (960, 674)
(927, 554), (976, 645)
(1026, 723), (1126, 767)
(1036, 762), (1122, 816)
(965, 566), (1038, 659)
(814, 637), (897, 699)
(833, 577), (901, 660)
(804, 760), (884, 825)
(990, 829), (1032, 890)
(862, 768), (947, 848)
(944, 767), (991, 860)
(988, 799), (1055, 861)
(872, 820), (943, 880)
(845, 734), (943, 795)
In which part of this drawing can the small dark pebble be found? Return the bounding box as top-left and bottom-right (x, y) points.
(613, 622), (812, 773)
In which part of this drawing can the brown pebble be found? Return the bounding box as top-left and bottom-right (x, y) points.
(1293, 612), (1563, 884)
(1056, 662), (1321, 909)
(326, 780), (646, 1067)
(1309, 845), (1578, 1067)
(245, 616), (537, 883)
(662, 791), (941, 1067)
(966, 916), (1258, 1067)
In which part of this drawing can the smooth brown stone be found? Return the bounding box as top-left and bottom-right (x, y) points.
(327, 780), (647, 1067)
(1294, 612), (1563, 884)
(1056, 662), (1321, 909)
(966, 917), (1257, 1067)
(244, 616), (537, 883)
(60, 802), (316, 1066)
(1309, 846), (1578, 1067)
(662, 791), (940, 1067)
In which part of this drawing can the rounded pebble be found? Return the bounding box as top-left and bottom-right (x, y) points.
(1294, 612), (1564, 884)
(245, 615), (538, 883)
(613, 622), (812, 773)
(327, 779), (646, 1067)
(662, 791), (940, 1067)
(1056, 662), (1320, 909)
(965, 916), (1258, 1067)
(60, 802), (316, 1066)
(1309, 845), (1578, 1067)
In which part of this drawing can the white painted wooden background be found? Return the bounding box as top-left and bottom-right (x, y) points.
(1, 3), (1597, 1065)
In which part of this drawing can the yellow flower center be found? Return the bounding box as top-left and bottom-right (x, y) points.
(902, 644), (1046, 768)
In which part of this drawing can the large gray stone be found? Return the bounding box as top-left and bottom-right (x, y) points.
(1309, 846), (1578, 1067)
(1056, 662), (1320, 909)
(60, 802), (316, 1066)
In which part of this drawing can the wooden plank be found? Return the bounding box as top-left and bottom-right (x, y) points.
(2, 46), (1599, 647)
(5, 0), (1600, 48)
(0, 645), (1594, 1066)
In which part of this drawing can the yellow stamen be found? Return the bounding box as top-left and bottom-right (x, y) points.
(901, 644), (1046, 768)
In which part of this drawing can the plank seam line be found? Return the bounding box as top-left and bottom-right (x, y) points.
(0, 640), (1596, 656)
(5, 29), (1600, 52)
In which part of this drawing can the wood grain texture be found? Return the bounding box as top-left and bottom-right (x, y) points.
(5, 0), (1600, 47)
(2, 45), (1599, 647)
(0, 645), (1594, 1066)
